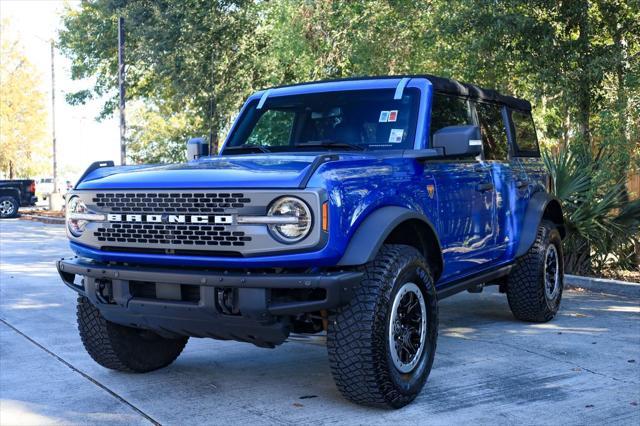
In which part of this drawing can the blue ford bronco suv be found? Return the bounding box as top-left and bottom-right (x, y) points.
(57, 75), (565, 408)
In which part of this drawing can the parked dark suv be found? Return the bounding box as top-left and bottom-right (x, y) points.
(58, 75), (565, 408)
(0, 179), (37, 218)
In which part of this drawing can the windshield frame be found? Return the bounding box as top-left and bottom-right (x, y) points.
(220, 78), (432, 155)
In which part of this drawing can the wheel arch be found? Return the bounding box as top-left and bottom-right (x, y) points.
(337, 206), (444, 282)
(515, 191), (566, 258)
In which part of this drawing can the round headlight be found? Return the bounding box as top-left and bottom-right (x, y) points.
(267, 196), (312, 243)
(66, 196), (88, 237)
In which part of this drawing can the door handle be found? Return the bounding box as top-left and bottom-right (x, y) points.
(475, 182), (494, 192)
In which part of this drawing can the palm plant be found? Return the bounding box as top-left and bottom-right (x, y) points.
(543, 145), (640, 275)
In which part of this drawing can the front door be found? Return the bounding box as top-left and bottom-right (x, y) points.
(431, 162), (497, 280)
(427, 93), (498, 282)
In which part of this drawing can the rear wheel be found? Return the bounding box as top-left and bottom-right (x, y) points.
(327, 244), (438, 408)
(77, 296), (188, 372)
(507, 220), (564, 322)
(0, 196), (19, 218)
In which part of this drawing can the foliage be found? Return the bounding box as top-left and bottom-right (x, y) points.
(58, 0), (270, 152)
(0, 20), (50, 179)
(127, 103), (203, 164)
(544, 145), (640, 274)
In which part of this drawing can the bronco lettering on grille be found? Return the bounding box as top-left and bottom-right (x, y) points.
(107, 214), (233, 224)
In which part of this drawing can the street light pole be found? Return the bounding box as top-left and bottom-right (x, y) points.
(48, 40), (64, 211)
(50, 40), (57, 193)
(118, 17), (126, 165)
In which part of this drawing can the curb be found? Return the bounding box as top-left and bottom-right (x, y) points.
(565, 274), (640, 298)
(18, 215), (65, 225)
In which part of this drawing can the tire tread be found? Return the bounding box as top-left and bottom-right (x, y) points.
(327, 244), (437, 408)
(507, 220), (563, 322)
(77, 296), (187, 372)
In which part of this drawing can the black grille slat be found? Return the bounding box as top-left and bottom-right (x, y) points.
(92, 192), (251, 214)
(93, 224), (251, 246)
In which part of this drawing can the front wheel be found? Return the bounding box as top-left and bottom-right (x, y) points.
(327, 244), (438, 408)
(77, 296), (188, 372)
(507, 220), (564, 322)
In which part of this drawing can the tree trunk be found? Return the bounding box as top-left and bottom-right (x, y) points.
(614, 32), (630, 144)
(576, 1), (592, 150)
(9, 160), (13, 180)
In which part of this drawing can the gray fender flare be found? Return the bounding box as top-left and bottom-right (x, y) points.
(515, 191), (565, 258)
(337, 206), (442, 269)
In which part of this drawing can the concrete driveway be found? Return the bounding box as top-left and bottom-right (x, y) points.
(1, 219), (639, 425)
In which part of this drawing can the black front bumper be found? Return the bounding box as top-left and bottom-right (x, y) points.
(56, 257), (362, 347)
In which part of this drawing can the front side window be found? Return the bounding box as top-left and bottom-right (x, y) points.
(225, 89), (420, 152)
(245, 110), (294, 147)
(511, 110), (539, 155)
(430, 93), (472, 138)
(475, 102), (509, 161)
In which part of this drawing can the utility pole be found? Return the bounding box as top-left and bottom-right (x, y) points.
(118, 17), (126, 165)
(50, 40), (57, 193)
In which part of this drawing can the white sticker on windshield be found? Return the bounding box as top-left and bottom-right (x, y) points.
(379, 111), (389, 122)
(389, 128), (404, 143)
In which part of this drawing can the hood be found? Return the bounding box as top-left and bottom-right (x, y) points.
(75, 154), (362, 190)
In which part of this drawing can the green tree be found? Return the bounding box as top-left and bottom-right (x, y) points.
(0, 20), (50, 179)
(127, 103), (201, 164)
(59, 0), (270, 154)
(422, 0), (639, 151)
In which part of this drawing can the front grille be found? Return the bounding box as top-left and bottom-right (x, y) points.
(94, 223), (252, 247)
(75, 189), (322, 256)
(92, 192), (251, 214)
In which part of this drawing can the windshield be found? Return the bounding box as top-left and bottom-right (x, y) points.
(224, 88), (420, 153)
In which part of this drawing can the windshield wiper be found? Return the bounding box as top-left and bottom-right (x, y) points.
(295, 140), (365, 151)
(222, 145), (272, 154)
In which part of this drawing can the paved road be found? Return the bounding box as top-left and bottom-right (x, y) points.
(1, 219), (639, 425)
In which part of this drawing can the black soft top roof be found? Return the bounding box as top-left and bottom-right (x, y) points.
(422, 74), (531, 112)
(271, 74), (532, 112)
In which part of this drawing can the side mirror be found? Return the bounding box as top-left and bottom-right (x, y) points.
(432, 125), (482, 158)
(186, 137), (210, 160)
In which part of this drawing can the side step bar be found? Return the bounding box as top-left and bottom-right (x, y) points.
(436, 265), (513, 300)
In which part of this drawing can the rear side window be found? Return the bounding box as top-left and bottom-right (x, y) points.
(511, 110), (539, 155)
(475, 102), (509, 161)
(430, 93), (472, 138)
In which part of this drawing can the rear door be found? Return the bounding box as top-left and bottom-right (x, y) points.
(505, 109), (544, 254)
(473, 102), (530, 262)
(427, 93), (497, 280)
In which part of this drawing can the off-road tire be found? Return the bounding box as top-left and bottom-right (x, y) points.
(77, 296), (188, 372)
(507, 220), (564, 322)
(0, 196), (19, 218)
(327, 244), (438, 408)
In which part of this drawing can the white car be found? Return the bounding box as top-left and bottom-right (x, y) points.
(37, 178), (71, 200)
